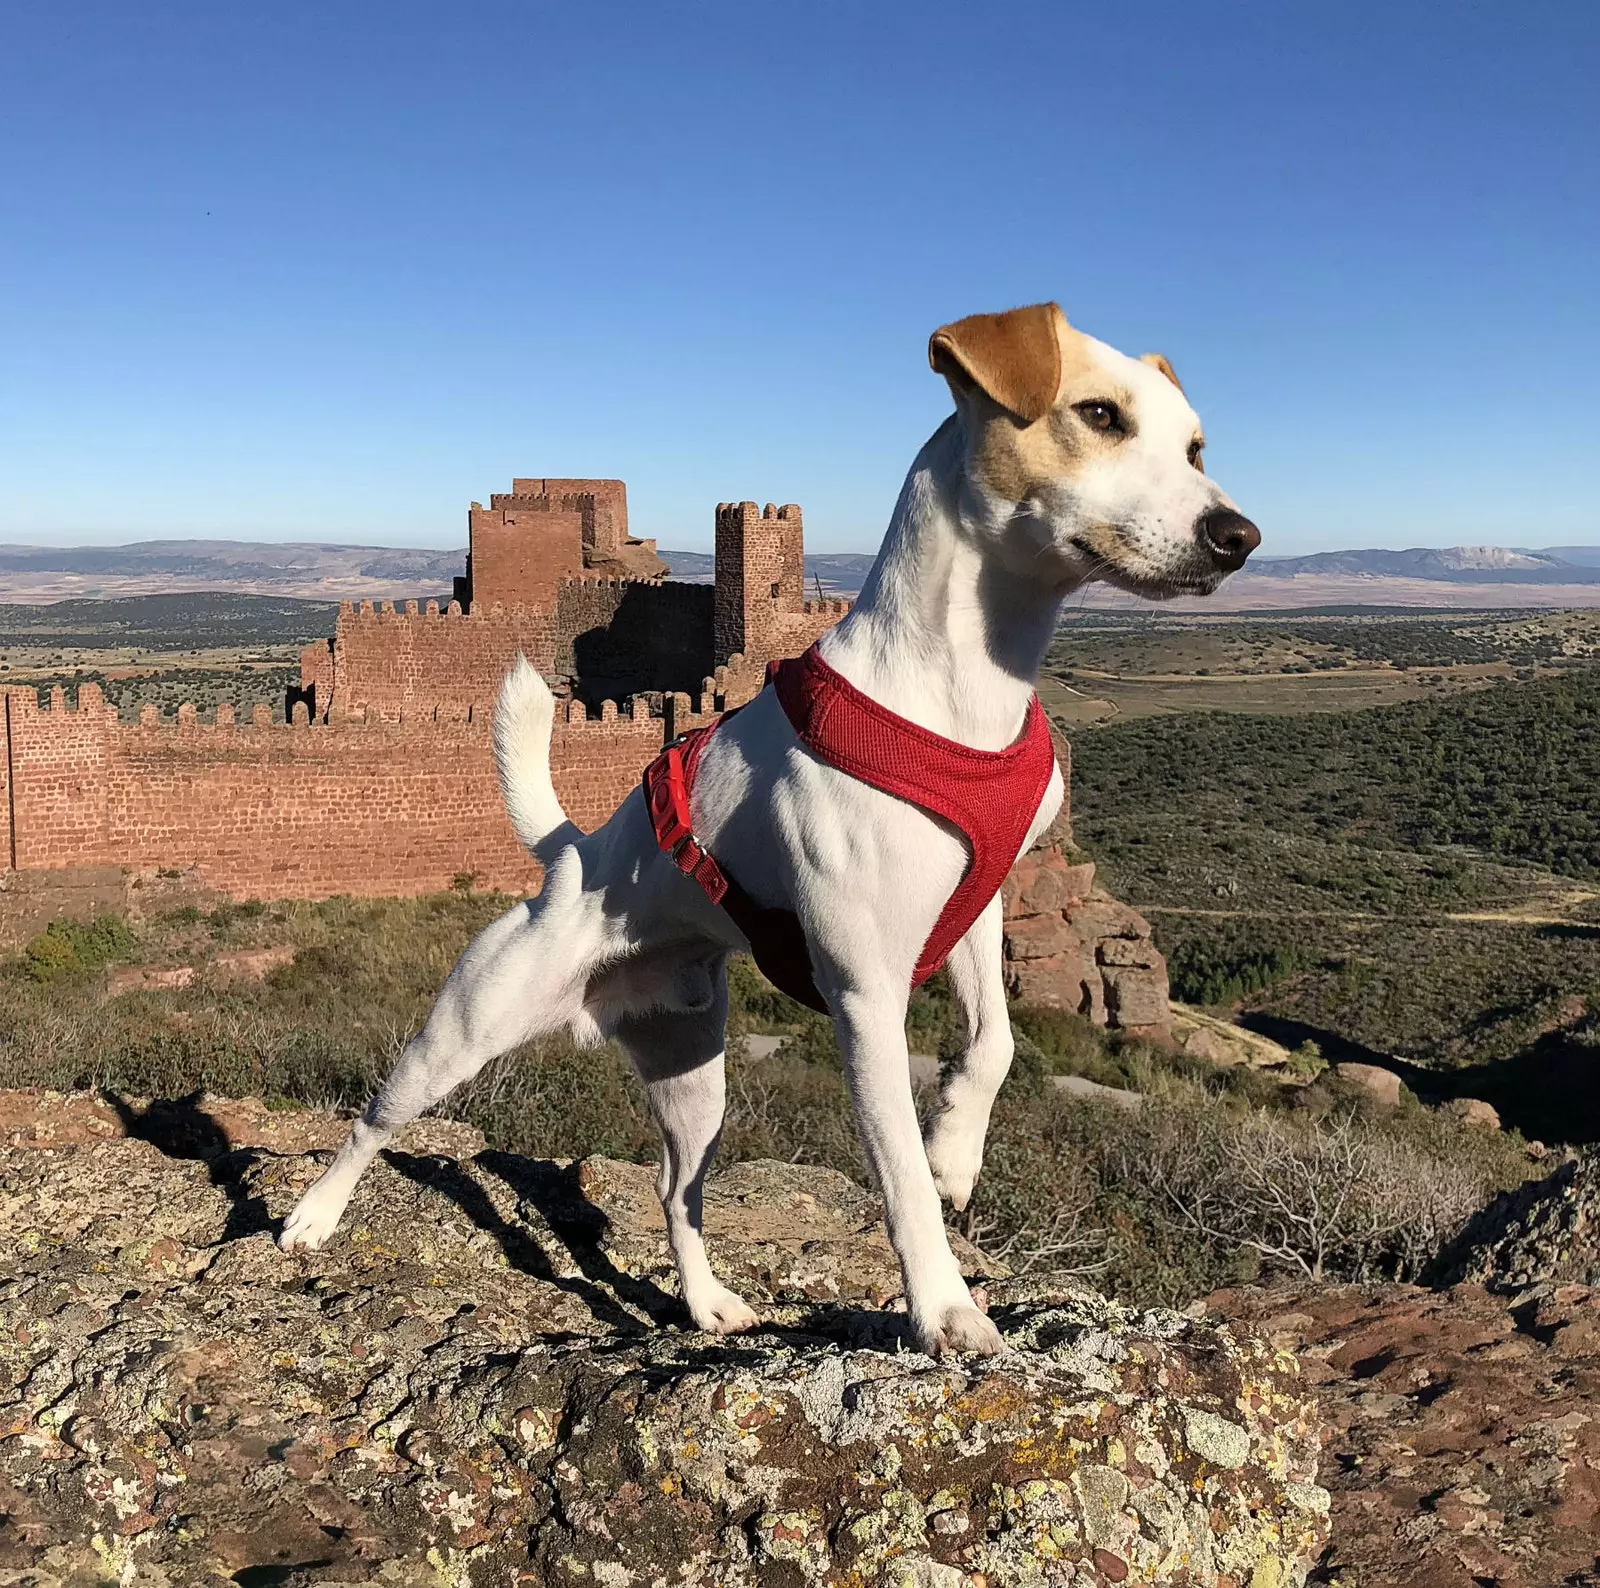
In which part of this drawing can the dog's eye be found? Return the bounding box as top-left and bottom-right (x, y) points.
(1188, 438), (1205, 470)
(1075, 401), (1125, 435)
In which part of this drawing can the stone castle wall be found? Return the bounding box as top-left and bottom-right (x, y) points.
(0, 474), (1168, 1028)
(0, 684), (678, 900)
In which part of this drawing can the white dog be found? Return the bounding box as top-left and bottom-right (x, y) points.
(280, 302), (1259, 1357)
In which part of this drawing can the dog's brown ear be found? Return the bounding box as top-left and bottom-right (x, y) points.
(929, 303), (1063, 423)
(1140, 352), (1185, 394)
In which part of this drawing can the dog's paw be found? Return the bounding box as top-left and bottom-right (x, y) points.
(924, 1115), (985, 1211)
(278, 1190), (343, 1253)
(916, 1301), (1006, 1359)
(688, 1283), (761, 1336)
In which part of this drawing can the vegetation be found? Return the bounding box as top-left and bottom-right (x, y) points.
(0, 892), (1534, 1308)
(23, 666), (301, 721)
(1071, 670), (1600, 881)
(0, 593), (338, 649)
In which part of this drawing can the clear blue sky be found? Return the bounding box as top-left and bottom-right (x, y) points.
(1, 1), (1595, 555)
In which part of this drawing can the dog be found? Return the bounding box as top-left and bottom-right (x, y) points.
(279, 301), (1259, 1357)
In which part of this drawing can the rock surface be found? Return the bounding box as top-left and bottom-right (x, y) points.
(0, 1091), (1327, 1586)
(1002, 848), (1170, 1036)
(1212, 1280), (1600, 1588)
(1434, 1146), (1600, 1291)
(1331, 1064), (1402, 1108)
(1168, 1007), (1299, 1075)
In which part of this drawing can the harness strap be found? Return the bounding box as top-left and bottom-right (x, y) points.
(642, 644), (1057, 1014)
(643, 725), (828, 1012)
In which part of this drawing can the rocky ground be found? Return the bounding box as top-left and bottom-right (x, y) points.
(1213, 1281), (1600, 1588)
(2, 1091), (1327, 1587)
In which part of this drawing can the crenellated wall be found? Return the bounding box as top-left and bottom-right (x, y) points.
(0, 683), (714, 900)
(554, 577), (716, 703)
(310, 599), (559, 721)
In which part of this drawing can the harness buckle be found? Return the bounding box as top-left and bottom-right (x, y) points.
(647, 742), (729, 906)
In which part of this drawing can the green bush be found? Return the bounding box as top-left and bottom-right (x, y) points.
(1166, 933), (1303, 1006)
(21, 915), (137, 983)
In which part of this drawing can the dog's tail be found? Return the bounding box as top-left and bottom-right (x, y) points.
(494, 655), (581, 862)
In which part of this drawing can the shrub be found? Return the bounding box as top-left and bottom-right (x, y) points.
(1167, 934), (1303, 1006)
(21, 915), (137, 983)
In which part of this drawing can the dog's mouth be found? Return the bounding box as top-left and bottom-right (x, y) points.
(1063, 534), (1224, 601)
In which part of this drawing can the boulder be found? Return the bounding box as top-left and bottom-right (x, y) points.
(1005, 948), (1097, 1010)
(1444, 1097), (1502, 1130)
(1096, 936), (1165, 970)
(1184, 1025), (1248, 1067)
(1170, 1007), (1300, 1075)
(1064, 891), (1151, 943)
(1333, 1062), (1403, 1108)
(0, 1090), (1330, 1586)
(1002, 849), (1097, 916)
(1002, 911), (1084, 962)
(1103, 965), (1170, 1030)
(1433, 1145), (1600, 1291)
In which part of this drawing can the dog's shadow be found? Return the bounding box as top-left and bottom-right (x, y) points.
(382, 1148), (681, 1335)
(103, 1090), (272, 1246)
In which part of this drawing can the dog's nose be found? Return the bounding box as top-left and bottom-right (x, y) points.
(1196, 507), (1261, 571)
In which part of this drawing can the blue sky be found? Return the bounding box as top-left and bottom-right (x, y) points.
(1, 2), (1595, 555)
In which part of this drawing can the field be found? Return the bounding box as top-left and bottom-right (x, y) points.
(1056, 608), (1600, 1146)
(0, 592), (335, 719)
(1042, 605), (1600, 724)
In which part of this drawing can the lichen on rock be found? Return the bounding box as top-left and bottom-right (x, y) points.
(0, 1090), (1328, 1585)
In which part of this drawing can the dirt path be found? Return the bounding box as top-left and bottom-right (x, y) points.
(1140, 897), (1598, 928)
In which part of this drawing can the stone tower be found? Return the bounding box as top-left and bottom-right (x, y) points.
(713, 501), (805, 669)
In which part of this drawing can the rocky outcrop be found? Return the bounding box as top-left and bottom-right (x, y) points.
(1, 1091), (1327, 1586)
(1002, 848), (1170, 1036)
(1212, 1280), (1600, 1588)
(1169, 1007), (1299, 1074)
(1433, 1146), (1600, 1291)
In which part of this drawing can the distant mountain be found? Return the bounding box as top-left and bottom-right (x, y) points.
(0, 539), (464, 581)
(0, 539), (466, 602)
(1534, 546), (1600, 568)
(2, 536), (1596, 608)
(1248, 546), (1600, 583)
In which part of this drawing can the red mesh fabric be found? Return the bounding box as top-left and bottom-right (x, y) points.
(643, 642), (1056, 1011)
(772, 645), (1055, 986)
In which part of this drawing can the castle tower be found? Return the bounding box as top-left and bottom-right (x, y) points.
(713, 501), (805, 669)
(458, 478), (665, 610)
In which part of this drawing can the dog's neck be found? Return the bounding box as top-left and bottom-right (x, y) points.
(819, 417), (1070, 750)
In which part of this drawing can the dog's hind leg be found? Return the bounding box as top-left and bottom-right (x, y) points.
(279, 853), (608, 1252)
(923, 896), (1014, 1212)
(610, 958), (759, 1336)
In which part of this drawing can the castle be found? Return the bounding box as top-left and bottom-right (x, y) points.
(0, 476), (1170, 1031)
(297, 479), (847, 726)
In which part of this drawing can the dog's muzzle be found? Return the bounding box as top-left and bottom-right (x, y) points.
(1195, 507), (1262, 573)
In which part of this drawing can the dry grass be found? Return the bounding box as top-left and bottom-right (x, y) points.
(0, 890), (1534, 1306)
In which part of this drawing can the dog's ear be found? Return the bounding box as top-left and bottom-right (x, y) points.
(929, 303), (1063, 423)
(1140, 352), (1185, 394)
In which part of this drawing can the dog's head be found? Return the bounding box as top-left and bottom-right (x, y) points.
(930, 301), (1259, 597)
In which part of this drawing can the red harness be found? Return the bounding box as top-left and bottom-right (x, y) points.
(643, 643), (1055, 1014)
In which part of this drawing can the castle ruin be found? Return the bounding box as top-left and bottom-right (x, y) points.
(298, 480), (846, 724)
(0, 476), (1169, 1031)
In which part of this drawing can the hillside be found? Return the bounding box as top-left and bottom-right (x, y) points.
(1063, 659), (1600, 1139)
(2, 537), (1599, 608)
(1247, 546), (1600, 582)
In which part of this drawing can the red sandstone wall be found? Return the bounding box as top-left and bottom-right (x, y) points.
(468, 503), (585, 606)
(320, 601), (559, 721)
(0, 684), (681, 901)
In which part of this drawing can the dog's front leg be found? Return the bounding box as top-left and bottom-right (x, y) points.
(830, 982), (1004, 1357)
(924, 896), (1013, 1211)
